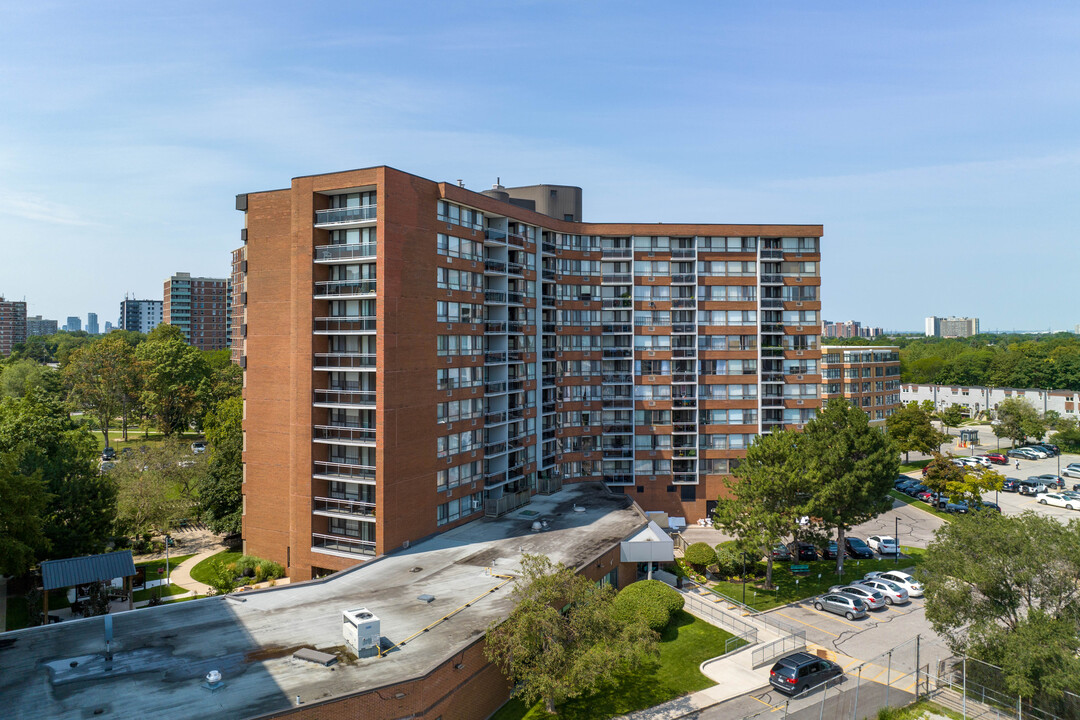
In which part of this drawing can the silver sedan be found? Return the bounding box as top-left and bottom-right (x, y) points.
(829, 584), (886, 610)
(856, 578), (909, 605)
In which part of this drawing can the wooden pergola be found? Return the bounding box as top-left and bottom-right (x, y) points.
(40, 550), (138, 618)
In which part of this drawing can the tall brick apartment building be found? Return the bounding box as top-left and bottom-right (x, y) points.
(236, 166), (823, 579)
(163, 272), (232, 350)
(820, 345), (901, 424)
(0, 297), (27, 357)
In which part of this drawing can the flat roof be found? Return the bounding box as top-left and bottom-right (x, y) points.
(0, 483), (645, 720)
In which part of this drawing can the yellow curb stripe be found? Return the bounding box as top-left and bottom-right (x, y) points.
(773, 611), (840, 638)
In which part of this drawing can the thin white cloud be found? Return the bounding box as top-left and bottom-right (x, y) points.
(0, 192), (102, 226)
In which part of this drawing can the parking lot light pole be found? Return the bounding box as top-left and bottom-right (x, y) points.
(895, 517), (898, 565)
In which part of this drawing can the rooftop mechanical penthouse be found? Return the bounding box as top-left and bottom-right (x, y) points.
(235, 166), (823, 579)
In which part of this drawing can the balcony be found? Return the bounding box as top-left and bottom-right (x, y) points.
(312, 532), (376, 557)
(671, 274), (696, 284)
(485, 381), (507, 395)
(313, 461), (375, 482)
(314, 353), (376, 370)
(313, 496), (376, 520)
(313, 425), (376, 445)
(601, 248), (632, 259)
(672, 324), (696, 334)
(507, 262), (524, 276)
(760, 323), (784, 334)
(602, 373), (633, 384)
(314, 279), (376, 299)
(314, 205), (377, 227)
(485, 490), (531, 518)
(672, 298), (696, 309)
(484, 260), (507, 274)
(485, 321), (507, 334)
(602, 324), (632, 333)
(314, 316), (376, 334)
(602, 274), (632, 284)
(671, 248), (696, 259)
(760, 274), (782, 284)
(761, 397), (784, 407)
(537, 474), (563, 495)
(603, 474), (635, 485)
(760, 298), (783, 308)
(313, 389), (376, 407)
(485, 290), (507, 304)
(314, 243), (377, 263)
(485, 351), (507, 364)
(485, 441), (507, 456)
(602, 348), (632, 358)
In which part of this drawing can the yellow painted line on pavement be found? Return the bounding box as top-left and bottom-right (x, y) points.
(773, 611), (839, 638)
(749, 694), (776, 709)
(841, 657), (861, 671)
(807, 608), (863, 631)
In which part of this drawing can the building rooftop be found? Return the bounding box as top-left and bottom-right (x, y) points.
(0, 483), (645, 720)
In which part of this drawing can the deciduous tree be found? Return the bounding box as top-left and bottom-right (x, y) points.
(64, 336), (140, 448)
(135, 325), (209, 435)
(485, 554), (657, 715)
(112, 439), (201, 536)
(886, 401), (940, 463)
(0, 452), (49, 576)
(938, 403), (964, 436)
(993, 397), (1045, 446)
(196, 396), (243, 534)
(802, 399), (898, 576)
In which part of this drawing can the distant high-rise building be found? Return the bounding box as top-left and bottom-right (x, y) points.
(119, 297), (163, 334)
(0, 298), (28, 357)
(86, 312), (99, 335)
(65, 316), (82, 333)
(163, 272), (232, 351)
(822, 320), (885, 339)
(104, 321), (114, 333)
(26, 315), (58, 337)
(925, 316), (979, 338)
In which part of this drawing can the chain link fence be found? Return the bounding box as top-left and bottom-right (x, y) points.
(926, 655), (1080, 720)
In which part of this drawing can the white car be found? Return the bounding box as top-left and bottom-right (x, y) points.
(865, 570), (923, 598)
(970, 456), (992, 468)
(1036, 493), (1079, 510)
(866, 535), (899, 555)
(1062, 464), (1080, 479)
(1023, 447), (1050, 459)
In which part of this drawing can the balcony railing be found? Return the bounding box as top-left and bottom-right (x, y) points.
(671, 248), (696, 259)
(314, 317), (376, 333)
(314, 243), (377, 262)
(314, 205), (377, 226)
(314, 280), (377, 298)
(484, 260), (507, 273)
(760, 298), (783, 308)
(314, 461), (375, 481)
(671, 274), (696, 284)
(672, 298), (696, 309)
(313, 425), (376, 444)
(602, 348), (632, 358)
(760, 249), (783, 259)
(312, 532), (376, 556)
(485, 321), (507, 334)
(672, 324), (696, 334)
(604, 474), (635, 485)
(603, 324), (633, 333)
(602, 274), (632, 284)
(485, 490), (531, 518)
(314, 353), (376, 369)
(314, 389), (376, 406)
(485, 290), (507, 304)
(760, 274), (782, 283)
(313, 496), (376, 519)
(485, 352), (507, 364)
(601, 248), (632, 259)
(485, 382), (507, 395)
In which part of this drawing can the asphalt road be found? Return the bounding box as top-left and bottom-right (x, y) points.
(691, 671), (914, 719)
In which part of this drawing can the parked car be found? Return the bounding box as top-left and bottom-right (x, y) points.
(813, 592), (868, 620)
(99, 461), (116, 473)
(771, 544), (792, 561)
(101, 447), (117, 461)
(857, 578), (910, 605)
(1029, 443), (1059, 456)
(981, 453), (1008, 465)
(191, 441), (208, 454)
(969, 456), (992, 468)
(769, 652), (843, 696)
(821, 541), (839, 560)
(1021, 446), (1050, 459)
(1036, 493), (1080, 510)
(897, 480), (921, 493)
(845, 537), (874, 559)
(788, 541), (819, 561)
(1001, 477), (1021, 493)
(1007, 448), (1038, 460)
(944, 501), (969, 514)
(915, 490), (936, 503)
(866, 535), (899, 554)
(1032, 474), (1064, 489)
(1062, 463), (1080, 479)
(829, 584), (886, 610)
(865, 570), (924, 597)
(903, 483), (930, 497)
(894, 476), (915, 488)
(970, 500), (1001, 513)
(1018, 478), (1047, 496)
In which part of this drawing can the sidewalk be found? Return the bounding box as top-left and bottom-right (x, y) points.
(166, 548), (219, 596)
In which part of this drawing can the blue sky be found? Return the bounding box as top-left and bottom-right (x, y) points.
(1, 2), (1078, 331)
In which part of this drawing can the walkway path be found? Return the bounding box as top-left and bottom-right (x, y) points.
(166, 549), (218, 596)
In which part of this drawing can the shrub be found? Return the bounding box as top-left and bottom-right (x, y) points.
(714, 545), (739, 578)
(684, 542), (717, 570)
(614, 579), (685, 632)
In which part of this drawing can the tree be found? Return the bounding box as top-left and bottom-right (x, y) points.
(922, 453), (1004, 506)
(938, 404), (964, 436)
(922, 512), (1080, 701)
(64, 336), (140, 449)
(0, 390), (116, 559)
(112, 439), (201, 536)
(1049, 416), (1080, 454)
(0, 452), (49, 576)
(484, 554), (657, 714)
(802, 399), (899, 576)
(196, 396), (243, 534)
(713, 429), (809, 589)
(0, 359), (60, 399)
(135, 325), (209, 435)
(993, 397), (1044, 446)
(886, 401), (940, 463)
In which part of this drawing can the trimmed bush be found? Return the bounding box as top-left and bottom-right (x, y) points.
(714, 545), (738, 578)
(684, 542), (717, 570)
(614, 579), (685, 632)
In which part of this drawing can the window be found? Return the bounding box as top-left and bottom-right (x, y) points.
(437, 201), (483, 230)
(437, 234), (483, 261)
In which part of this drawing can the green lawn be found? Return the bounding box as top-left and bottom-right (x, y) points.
(189, 551), (243, 585)
(490, 610), (733, 720)
(707, 549), (925, 612)
(898, 458), (931, 474)
(890, 489), (954, 522)
(133, 583), (191, 603)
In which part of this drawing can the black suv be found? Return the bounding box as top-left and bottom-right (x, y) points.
(845, 537), (874, 559)
(769, 651), (842, 695)
(788, 541), (818, 561)
(101, 447), (117, 461)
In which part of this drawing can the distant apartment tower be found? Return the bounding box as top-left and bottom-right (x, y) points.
(230, 245), (247, 364)
(925, 316), (979, 338)
(821, 346), (901, 424)
(104, 321), (114, 333)
(0, 298), (28, 357)
(119, 298), (163, 334)
(26, 315), (58, 336)
(163, 273), (232, 351)
(86, 312), (99, 335)
(64, 316), (82, 333)
(823, 320), (885, 339)
(236, 166), (823, 579)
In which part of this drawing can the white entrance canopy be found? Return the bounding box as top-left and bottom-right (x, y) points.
(620, 521), (675, 564)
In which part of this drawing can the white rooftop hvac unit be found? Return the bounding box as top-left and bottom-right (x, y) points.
(342, 607), (381, 658)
